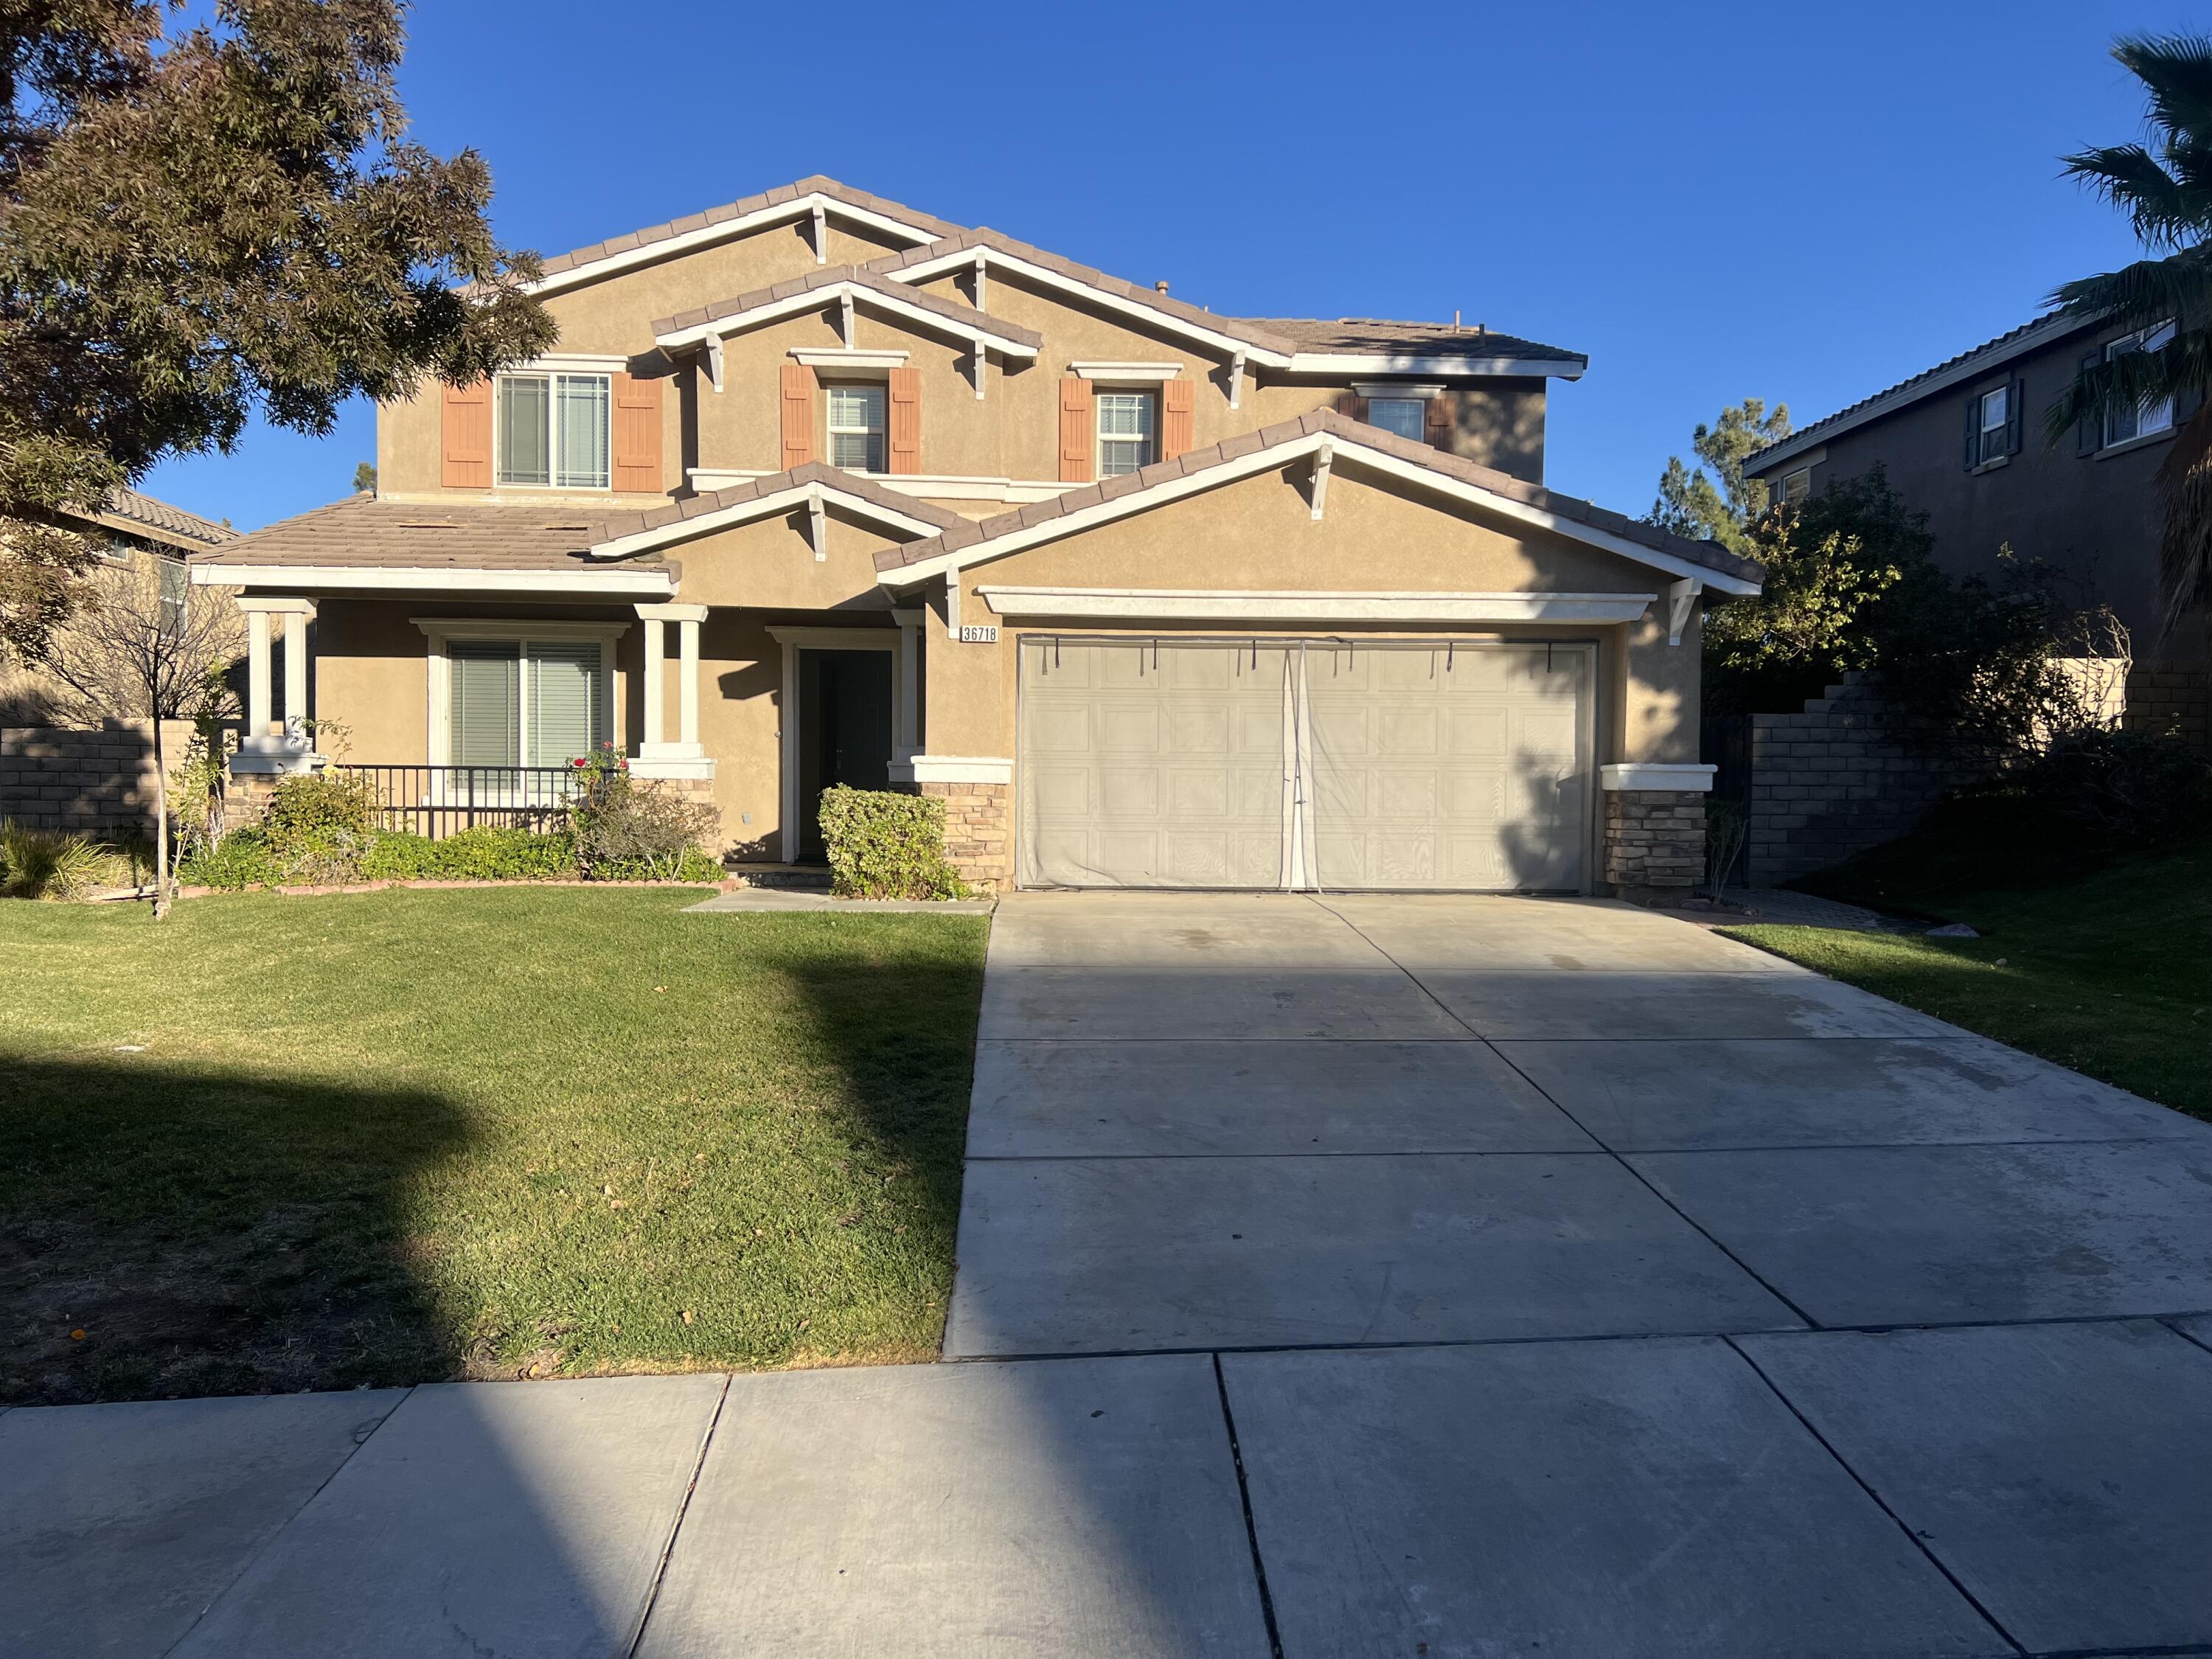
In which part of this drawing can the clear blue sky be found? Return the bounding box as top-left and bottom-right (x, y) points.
(145, 0), (2185, 531)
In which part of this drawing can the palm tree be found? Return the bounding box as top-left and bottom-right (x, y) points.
(2048, 32), (2212, 647)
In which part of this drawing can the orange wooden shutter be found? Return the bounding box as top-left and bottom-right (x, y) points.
(1058, 377), (1094, 483)
(779, 364), (816, 470)
(611, 373), (664, 491)
(1425, 392), (1453, 450)
(1335, 390), (1368, 425)
(887, 366), (922, 475)
(441, 380), (493, 487)
(1161, 378), (1196, 461)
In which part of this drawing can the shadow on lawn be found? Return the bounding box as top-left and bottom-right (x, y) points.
(0, 1055), (470, 1407)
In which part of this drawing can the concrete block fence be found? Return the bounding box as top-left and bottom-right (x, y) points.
(0, 722), (218, 838)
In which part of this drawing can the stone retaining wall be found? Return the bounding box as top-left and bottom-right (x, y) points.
(2125, 665), (2209, 753)
(917, 780), (1010, 894)
(0, 722), (213, 835)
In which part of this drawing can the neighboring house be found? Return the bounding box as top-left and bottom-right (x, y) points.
(1742, 310), (2209, 745)
(189, 175), (1759, 893)
(0, 487), (239, 725)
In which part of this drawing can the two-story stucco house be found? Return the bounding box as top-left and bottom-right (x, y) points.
(1742, 312), (2209, 749)
(191, 176), (1758, 893)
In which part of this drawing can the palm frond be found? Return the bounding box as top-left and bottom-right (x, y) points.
(2154, 403), (2212, 630)
(2042, 323), (2212, 444)
(2047, 247), (2212, 330)
(2112, 33), (2212, 150)
(2059, 142), (2204, 248)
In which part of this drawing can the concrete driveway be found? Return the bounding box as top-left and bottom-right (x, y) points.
(946, 890), (2212, 1655)
(8, 893), (2210, 1659)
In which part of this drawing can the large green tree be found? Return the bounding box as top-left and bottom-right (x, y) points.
(1648, 397), (1792, 554)
(2047, 32), (2212, 644)
(0, 0), (555, 657)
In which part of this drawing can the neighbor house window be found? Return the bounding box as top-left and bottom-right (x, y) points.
(2105, 320), (2177, 447)
(1096, 391), (1158, 477)
(1367, 397), (1427, 442)
(1977, 384), (2011, 465)
(827, 384), (887, 472)
(497, 373), (611, 488)
(1781, 467), (1812, 505)
(448, 639), (608, 766)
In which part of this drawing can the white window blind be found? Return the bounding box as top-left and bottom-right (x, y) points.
(529, 641), (605, 765)
(827, 384), (887, 472)
(497, 372), (611, 487)
(1096, 392), (1157, 477)
(1978, 386), (2009, 465)
(451, 640), (522, 765)
(1368, 397), (1427, 442)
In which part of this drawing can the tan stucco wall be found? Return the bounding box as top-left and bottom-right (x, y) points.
(662, 505), (906, 613)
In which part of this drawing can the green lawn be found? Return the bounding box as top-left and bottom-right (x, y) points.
(0, 888), (989, 1405)
(1724, 838), (2212, 1120)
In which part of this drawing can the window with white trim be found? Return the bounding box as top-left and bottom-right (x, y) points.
(448, 639), (608, 766)
(1096, 390), (1157, 477)
(497, 372), (611, 488)
(827, 383), (887, 473)
(1781, 467), (1812, 506)
(2105, 320), (2177, 447)
(1977, 384), (2011, 465)
(1368, 397), (1427, 442)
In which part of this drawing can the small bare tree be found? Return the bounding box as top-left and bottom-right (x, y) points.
(39, 554), (243, 917)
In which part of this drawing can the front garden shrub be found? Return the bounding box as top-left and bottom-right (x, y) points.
(259, 768), (383, 882)
(177, 827), (280, 891)
(0, 820), (108, 900)
(567, 745), (720, 880)
(1940, 728), (2211, 853)
(815, 786), (968, 900)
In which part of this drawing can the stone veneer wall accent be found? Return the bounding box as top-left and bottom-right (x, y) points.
(0, 722), (211, 834)
(1602, 790), (1705, 891)
(2125, 664), (2209, 753)
(916, 779), (1010, 894)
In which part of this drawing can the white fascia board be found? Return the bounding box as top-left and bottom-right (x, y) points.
(1288, 352), (1586, 380)
(688, 467), (1070, 505)
(192, 563), (673, 595)
(527, 193), (942, 298)
(1745, 313), (2093, 474)
(591, 484), (942, 560)
(976, 587), (1658, 624)
(656, 282), (1037, 359)
(790, 347), (910, 369)
(1068, 361), (1186, 382)
(881, 431), (1761, 597)
(883, 246), (1295, 366)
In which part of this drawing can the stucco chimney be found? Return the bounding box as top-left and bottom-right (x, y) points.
(1154, 280), (1169, 295)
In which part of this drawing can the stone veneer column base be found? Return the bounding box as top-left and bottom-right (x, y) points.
(914, 780), (1010, 895)
(1603, 790), (1706, 893)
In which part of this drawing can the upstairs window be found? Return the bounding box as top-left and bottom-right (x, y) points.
(1368, 397), (1427, 442)
(2105, 321), (2176, 447)
(1097, 391), (1158, 477)
(497, 372), (611, 489)
(1977, 384), (2011, 465)
(827, 384), (887, 472)
(1781, 467), (1812, 506)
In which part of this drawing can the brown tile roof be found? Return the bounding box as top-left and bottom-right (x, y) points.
(1226, 316), (1585, 366)
(863, 230), (1301, 357)
(534, 176), (964, 285)
(77, 487), (239, 551)
(653, 265), (1043, 349)
(593, 462), (973, 543)
(874, 408), (1761, 587)
(190, 495), (670, 574)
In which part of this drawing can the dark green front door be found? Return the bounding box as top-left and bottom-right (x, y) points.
(796, 648), (894, 861)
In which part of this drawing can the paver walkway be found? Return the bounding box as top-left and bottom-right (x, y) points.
(6, 893), (2210, 1658)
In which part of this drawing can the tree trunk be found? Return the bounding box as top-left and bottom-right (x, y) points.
(151, 707), (170, 921)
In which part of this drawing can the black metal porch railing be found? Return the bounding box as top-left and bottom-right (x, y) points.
(339, 765), (582, 840)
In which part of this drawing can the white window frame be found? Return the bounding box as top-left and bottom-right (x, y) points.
(413, 619), (629, 774)
(495, 370), (614, 490)
(2105, 320), (2177, 448)
(1977, 384), (2010, 466)
(1095, 388), (1158, 478)
(1366, 397), (1428, 443)
(825, 381), (888, 474)
(1781, 467), (1812, 506)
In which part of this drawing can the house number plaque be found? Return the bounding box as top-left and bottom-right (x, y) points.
(957, 624), (999, 644)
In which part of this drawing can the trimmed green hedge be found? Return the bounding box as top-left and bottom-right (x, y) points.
(816, 786), (969, 901)
(361, 827), (579, 882)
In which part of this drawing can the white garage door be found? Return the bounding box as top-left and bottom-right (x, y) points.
(1018, 639), (1591, 891)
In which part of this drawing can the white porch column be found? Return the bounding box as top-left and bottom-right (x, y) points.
(232, 596), (321, 775)
(678, 614), (700, 748)
(891, 607), (923, 755)
(282, 609), (310, 734)
(630, 602), (714, 779)
(641, 614), (665, 748)
(246, 610), (274, 738)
